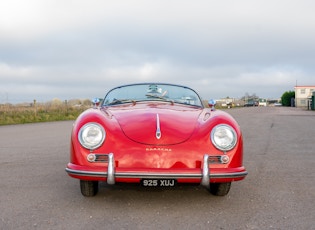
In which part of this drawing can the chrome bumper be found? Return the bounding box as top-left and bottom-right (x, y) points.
(65, 154), (248, 188)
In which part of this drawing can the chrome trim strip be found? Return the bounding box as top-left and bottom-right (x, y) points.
(201, 154), (210, 188)
(65, 168), (106, 177)
(156, 114), (161, 139)
(115, 171), (247, 179)
(115, 172), (200, 179)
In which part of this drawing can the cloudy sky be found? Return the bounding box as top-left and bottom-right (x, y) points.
(1, 0), (314, 103)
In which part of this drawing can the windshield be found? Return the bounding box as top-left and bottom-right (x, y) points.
(103, 83), (203, 107)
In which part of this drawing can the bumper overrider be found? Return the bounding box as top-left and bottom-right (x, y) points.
(65, 154), (248, 188)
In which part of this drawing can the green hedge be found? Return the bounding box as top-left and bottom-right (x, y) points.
(0, 106), (85, 125)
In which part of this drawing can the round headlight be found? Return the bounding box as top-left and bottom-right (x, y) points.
(211, 124), (237, 151)
(78, 123), (105, 150)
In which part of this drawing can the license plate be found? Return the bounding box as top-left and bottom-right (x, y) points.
(141, 179), (176, 187)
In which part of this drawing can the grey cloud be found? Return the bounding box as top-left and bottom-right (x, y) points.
(1, 0), (314, 103)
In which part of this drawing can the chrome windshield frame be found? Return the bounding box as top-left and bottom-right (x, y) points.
(102, 83), (204, 108)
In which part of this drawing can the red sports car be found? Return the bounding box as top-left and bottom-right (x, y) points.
(66, 83), (247, 196)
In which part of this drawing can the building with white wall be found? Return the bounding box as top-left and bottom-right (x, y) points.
(294, 86), (315, 108)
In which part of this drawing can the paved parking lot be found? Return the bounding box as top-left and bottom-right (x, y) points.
(0, 106), (314, 229)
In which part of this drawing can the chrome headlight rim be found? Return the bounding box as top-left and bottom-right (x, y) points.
(211, 124), (237, 151)
(78, 122), (106, 150)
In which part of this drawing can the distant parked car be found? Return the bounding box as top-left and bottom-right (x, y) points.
(244, 102), (254, 107)
(66, 83), (247, 197)
(244, 101), (258, 107)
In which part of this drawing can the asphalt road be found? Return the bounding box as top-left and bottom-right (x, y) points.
(0, 107), (314, 230)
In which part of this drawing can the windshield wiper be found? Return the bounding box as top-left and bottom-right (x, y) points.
(145, 94), (174, 104)
(108, 99), (136, 105)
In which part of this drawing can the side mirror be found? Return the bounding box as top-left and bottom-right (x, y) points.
(208, 99), (216, 110)
(92, 98), (101, 108)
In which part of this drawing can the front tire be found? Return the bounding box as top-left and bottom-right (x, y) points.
(210, 182), (231, 196)
(80, 180), (99, 197)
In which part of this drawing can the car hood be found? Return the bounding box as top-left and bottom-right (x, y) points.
(107, 105), (202, 145)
